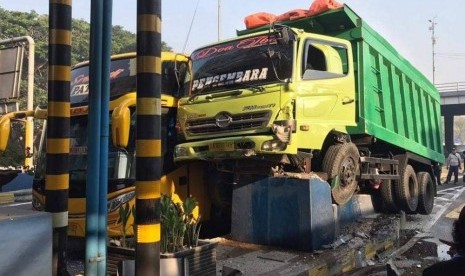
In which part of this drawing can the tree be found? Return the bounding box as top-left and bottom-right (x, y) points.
(0, 7), (173, 167)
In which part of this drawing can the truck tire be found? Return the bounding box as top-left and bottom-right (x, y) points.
(322, 144), (342, 174)
(416, 172), (434, 215)
(323, 143), (360, 205)
(380, 179), (399, 213)
(394, 164), (419, 213)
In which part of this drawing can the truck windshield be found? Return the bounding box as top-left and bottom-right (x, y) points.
(191, 33), (293, 94)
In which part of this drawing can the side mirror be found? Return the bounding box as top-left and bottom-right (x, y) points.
(111, 106), (131, 148)
(0, 116), (11, 152)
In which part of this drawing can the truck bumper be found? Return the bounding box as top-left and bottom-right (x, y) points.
(174, 135), (295, 162)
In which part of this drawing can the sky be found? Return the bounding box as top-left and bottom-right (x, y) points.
(0, 0), (464, 84)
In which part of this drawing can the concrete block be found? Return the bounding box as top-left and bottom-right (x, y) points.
(231, 177), (335, 251)
(338, 194), (375, 225)
(0, 206), (52, 276)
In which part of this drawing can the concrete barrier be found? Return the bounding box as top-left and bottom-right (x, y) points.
(231, 177), (335, 251)
(0, 206), (52, 275)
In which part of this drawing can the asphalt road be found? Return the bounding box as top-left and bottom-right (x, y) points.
(429, 182), (465, 242)
(2, 178), (465, 276)
(381, 181), (465, 276)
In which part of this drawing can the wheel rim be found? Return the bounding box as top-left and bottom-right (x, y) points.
(340, 157), (357, 188)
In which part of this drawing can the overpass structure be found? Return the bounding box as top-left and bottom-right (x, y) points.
(438, 82), (465, 154)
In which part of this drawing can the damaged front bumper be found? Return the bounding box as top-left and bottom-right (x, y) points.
(174, 135), (296, 162)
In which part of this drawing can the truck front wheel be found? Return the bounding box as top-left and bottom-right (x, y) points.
(323, 143), (360, 205)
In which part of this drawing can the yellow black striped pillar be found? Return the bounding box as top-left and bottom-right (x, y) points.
(136, 0), (162, 275)
(47, 1), (71, 275)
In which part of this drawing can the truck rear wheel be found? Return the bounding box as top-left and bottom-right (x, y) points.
(394, 164), (419, 213)
(380, 180), (399, 213)
(323, 143), (360, 205)
(416, 172), (434, 215)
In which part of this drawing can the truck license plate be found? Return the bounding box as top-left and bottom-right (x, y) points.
(209, 142), (234, 152)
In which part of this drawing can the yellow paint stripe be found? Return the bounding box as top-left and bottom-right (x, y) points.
(137, 224), (160, 243)
(138, 15), (161, 32)
(309, 264), (328, 276)
(46, 174), (69, 190)
(138, 56), (161, 74)
(445, 203), (465, 219)
(365, 243), (376, 259)
(136, 140), (161, 157)
(136, 181), (161, 200)
(384, 240), (394, 250)
(49, 65), (71, 81)
(47, 139), (70, 154)
(137, 98), (161, 115)
(48, 102), (70, 117)
(0, 193), (14, 205)
(341, 252), (355, 273)
(50, 29), (72, 45)
(50, 0), (72, 5)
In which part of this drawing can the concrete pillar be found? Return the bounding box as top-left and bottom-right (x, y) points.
(444, 114), (454, 153)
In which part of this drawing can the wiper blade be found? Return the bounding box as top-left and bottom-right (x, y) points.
(188, 90), (212, 102)
(233, 83), (264, 92)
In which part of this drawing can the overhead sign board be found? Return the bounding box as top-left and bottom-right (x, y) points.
(0, 46), (24, 100)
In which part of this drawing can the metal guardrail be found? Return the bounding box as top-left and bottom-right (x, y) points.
(436, 82), (465, 93)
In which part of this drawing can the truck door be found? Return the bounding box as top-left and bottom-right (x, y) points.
(297, 38), (356, 134)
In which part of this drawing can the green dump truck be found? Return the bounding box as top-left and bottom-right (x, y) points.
(174, 5), (444, 214)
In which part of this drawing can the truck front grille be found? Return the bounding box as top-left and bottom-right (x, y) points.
(186, 111), (271, 135)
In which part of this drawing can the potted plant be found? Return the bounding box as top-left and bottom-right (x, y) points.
(107, 194), (218, 276)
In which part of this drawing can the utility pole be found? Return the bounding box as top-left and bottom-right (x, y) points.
(428, 17), (437, 84)
(218, 0), (221, 41)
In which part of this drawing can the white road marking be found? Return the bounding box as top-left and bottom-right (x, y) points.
(1, 202), (31, 207)
(426, 187), (465, 229)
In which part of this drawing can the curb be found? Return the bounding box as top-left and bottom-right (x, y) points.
(0, 189), (32, 204)
(217, 215), (400, 276)
(218, 194), (399, 276)
(306, 237), (397, 275)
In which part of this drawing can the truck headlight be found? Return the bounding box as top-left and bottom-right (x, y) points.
(107, 191), (135, 213)
(272, 119), (296, 144)
(175, 146), (188, 157)
(261, 140), (286, 151)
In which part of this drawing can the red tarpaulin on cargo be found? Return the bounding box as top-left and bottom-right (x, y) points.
(244, 0), (343, 29)
(309, 0), (343, 16)
(244, 12), (277, 29)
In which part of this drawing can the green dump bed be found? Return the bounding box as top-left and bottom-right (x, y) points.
(239, 5), (444, 164)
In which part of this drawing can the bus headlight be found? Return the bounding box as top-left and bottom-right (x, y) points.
(107, 191), (135, 213)
(261, 140), (286, 151)
(175, 146), (188, 157)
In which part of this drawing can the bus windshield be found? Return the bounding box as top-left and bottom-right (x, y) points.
(34, 107), (176, 196)
(70, 56), (189, 105)
(68, 115), (136, 182)
(190, 33), (293, 94)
